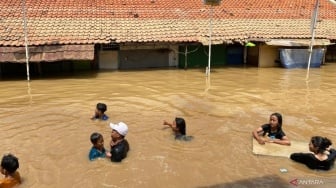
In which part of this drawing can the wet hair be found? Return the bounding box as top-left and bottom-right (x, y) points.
(270, 112), (282, 129)
(175, 117), (186, 135)
(311, 136), (332, 154)
(96, 103), (107, 113)
(90, 132), (103, 144)
(1, 154), (19, 174)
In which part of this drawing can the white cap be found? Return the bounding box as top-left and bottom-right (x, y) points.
(110, 122), (128, 136)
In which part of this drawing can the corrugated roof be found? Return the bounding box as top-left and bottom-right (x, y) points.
(1, 0), (336, 46)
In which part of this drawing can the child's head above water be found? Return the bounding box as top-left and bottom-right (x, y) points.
(90, 132), (104, 150)
(91, 103), (109, 120)
(309, 136), (332, 154)
(269, 112), (282, 129)
(175, 117), (186, 135)
(96, 103), (107, 114)
(1, 154), (19, 175)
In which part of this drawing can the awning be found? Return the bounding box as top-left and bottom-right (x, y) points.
(265, 39), (332, 47)
(0, 44), (94, 63)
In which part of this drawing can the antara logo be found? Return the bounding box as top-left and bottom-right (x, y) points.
(290, 178), (298, 186)
(289, 178), (324, 186)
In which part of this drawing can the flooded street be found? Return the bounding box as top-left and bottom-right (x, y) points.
(1, 65), (336, 188)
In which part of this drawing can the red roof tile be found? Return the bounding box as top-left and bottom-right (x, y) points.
(0, 0), (336, 46)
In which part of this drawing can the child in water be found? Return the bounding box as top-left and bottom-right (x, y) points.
(91, 103), (109, 121)
(252, 112), (291, 146)
(163, 117), (193, 141)
(88, 132), (110, 161)
(0, 154), (21, 188)
(290, 136), (336, 170)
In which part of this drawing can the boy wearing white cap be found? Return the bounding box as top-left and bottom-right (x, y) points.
(108, 122), (130, 162)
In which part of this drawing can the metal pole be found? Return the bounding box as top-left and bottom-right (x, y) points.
(306, 0), (319, 80)
(21, 0), (30, 81)
(206, 5), (213, 76)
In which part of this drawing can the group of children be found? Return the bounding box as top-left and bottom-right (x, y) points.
(89, 122), (130, 162)
(89, 103), (193, 162)
(90, 103), (335, 171)
(2, 108), (335, 187)
(252, 112), (336, 171)
(89, 103), (130, 162)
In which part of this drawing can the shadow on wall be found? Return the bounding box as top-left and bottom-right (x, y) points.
(197, 175), (290, 188)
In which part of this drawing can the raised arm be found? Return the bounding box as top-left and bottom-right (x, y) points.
(163, 120), (173, 128)
(252, 127), (265, 145)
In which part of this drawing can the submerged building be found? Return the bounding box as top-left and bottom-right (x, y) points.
(0, 0), (336, 75)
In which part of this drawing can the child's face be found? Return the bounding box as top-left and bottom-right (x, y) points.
(172, 120), (179, 133)
(94, 136), (104, 151)
(309, 141), (316, 153)
(269, 115), (279, 128)
(95, 109), (103, 116)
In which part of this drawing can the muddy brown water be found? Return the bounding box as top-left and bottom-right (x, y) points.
(1, 65), (336, 188)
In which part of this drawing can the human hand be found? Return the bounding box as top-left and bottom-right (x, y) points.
(105, 151), (111, 158)
(265, 138), (281, 144)
(326, 145), (332, 151)
(110, 140), (120, 147)
(265, 139), (274, 143)
(91, 113), (98, 120)
(163, 120), (169, 126)
(258, 138), (266, 145)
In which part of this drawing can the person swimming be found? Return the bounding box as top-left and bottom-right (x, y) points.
(163, 117), (193, 141)
(290, 136), (336, 170)
(91, 103), (109, 121)
(252, 112), (290, 146)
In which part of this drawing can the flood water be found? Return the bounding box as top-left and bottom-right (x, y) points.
(1, 64), (336, 188)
